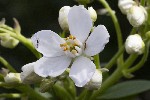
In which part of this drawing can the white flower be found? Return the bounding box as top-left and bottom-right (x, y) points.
(85, 69), (102, 89)
(118, 0), (135, 14)
(127, 5), (147, 27)
(88, 7), (97, 22)
(125, 34), (145, 54)
(4, 73), (21, 83)
(30, 6), (109, 87)
(20, 62), (42, 84)
(58, 6), (71, 31)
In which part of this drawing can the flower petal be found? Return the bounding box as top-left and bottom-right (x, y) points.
(34, 56), (71, 77)
(68, 6), (92, 43)
(31, 30), (65, 57)
(69, 56), (96, 87)
(84, 25), (110, 56)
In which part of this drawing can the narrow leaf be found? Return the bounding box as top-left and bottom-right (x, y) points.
(98, 80), (150, 99)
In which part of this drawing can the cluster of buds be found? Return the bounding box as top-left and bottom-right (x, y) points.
(58, 6), (97, 31)
(0, 18), (20, 48)
(118, 0), (147, 27)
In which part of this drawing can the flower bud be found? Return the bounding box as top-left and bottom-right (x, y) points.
(0, 34), (19, 49)
(127, 5), (147, 27)
(88, 7), (97, 22)
(118, 0), (135, 14)
(125, 34), (145, 55)
(39, 78), (56, 93)
(85, 69), (102, 90)
(58, 6), (71, 32)
(20, 62), (42, 84)
(4, 73), (21, 83)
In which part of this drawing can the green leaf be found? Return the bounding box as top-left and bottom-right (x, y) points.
(98, 80), (150, 99)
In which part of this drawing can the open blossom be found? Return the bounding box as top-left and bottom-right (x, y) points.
(29, 6), (109, 87)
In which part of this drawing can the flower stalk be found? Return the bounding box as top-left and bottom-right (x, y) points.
(98, 0), (124, 67)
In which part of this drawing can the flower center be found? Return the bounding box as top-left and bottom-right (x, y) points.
(60, 35), (83, 58)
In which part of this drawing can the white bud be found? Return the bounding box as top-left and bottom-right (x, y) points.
(58, 6), (71, 31)
(88, 7), (97, 22)
(85, 69), (102, 90)
(20, 62), (42, 84)
(4, 73), (21, 83)
(125, 34), (145, 55)
(0, 34), (19, 49)
(118, 0), (135, 14)
(127, 5), (147, 27)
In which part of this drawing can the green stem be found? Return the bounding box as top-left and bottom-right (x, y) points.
(98, 0), (124, 67)
(83, 90), (93, 100)
(104, 46), (124, 69)
(122, 54), (138, 69)
(0, 82), (46, 100)
(127, 41), (149, 73)
(0, 93), (21, 98)
(0, 28), (41, 59)
(53, 84), (73, 100)
(77, 89), (87, 100)
(89, 54), (138, 100)
(94, 54), (100, 69)
(0, 56), (16, 72)
(16, 85), (47, 100)
(140, 0), (145, 6)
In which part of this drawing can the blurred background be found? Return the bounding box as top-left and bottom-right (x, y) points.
(0, 0), (150, 99)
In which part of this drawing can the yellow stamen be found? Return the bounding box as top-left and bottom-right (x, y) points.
(71, 50), (77, 54)
(63, 47), (68, 51)
(60, 43), (67, 47)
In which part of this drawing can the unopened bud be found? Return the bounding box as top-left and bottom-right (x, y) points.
(4, 73), (21, 83)
(127, 5), (147, 27)
(20, 62), (42, 84)
(39, 78), (56, 93)
(88, 7), (97, 22)
(118, 0), (135, 14)
(85, 69), (102, 90)
(0, 34), (19, 49)
(58, 6), (71, 31)
(125, 34), (145, 55)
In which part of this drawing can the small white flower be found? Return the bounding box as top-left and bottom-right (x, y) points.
(0, 34), (19, 49)
(58, 6), (71, 31)
(20, 62), (42, 84)
(88, 7), (97, 22)
(118, 0), (135, 14)
(29, 6), (109, 87)
(127, 5), (147, 27)
(125, 34), (145, 54)
(85, 69), (102, 90)
(4, 73), (21, 83)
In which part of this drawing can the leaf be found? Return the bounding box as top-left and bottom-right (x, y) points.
(98, 80), (150, 99)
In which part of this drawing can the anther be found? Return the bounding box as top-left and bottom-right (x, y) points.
(63, 47), (68, 51)
(60, 43), (67, 47)
(71, 50), (77, 54)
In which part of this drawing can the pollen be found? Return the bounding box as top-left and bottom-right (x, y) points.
(71, 50), (77, 54)
(60, 35), (83, 57)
